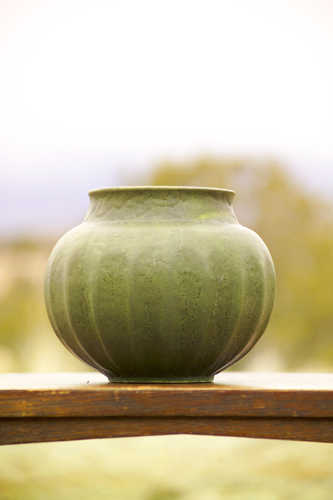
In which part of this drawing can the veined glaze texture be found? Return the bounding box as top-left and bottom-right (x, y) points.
(44, 187), (276, 382)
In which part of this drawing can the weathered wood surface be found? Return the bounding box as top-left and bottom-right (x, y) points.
(0, 372), (332, 445)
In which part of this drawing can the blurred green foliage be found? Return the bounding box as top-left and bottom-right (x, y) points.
(150, 158), (333, 369)
(1, 436), (333, 500)
(0, 278), (39, 348)
(0, 243), (86, 372)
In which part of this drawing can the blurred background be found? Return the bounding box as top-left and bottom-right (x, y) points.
(1, 1), (333, 499)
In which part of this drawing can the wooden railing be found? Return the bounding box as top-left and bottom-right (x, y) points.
(0, 372), (332, 445)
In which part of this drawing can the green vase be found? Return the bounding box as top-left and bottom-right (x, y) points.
(44, 187), (275, 383)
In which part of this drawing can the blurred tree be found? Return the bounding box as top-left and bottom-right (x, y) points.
(150, 158), (333, 369)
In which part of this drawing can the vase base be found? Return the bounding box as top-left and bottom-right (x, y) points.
(107, 375), (214, 384)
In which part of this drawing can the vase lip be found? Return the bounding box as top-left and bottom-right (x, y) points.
(89, 186), (236, 196)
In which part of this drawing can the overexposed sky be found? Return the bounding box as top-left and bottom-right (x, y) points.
(0, 0), (333, 234)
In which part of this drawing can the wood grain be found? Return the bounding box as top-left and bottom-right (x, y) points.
(1, 372), (332, 445)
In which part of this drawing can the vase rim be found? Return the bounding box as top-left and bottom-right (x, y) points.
(89, 186), (236, 196)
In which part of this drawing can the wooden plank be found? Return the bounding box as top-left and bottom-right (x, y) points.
(0, 372), (332, 445)
(0, 372), (332, 418)
(1, 417), (332, 446)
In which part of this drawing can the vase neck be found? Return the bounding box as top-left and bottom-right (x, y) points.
(84, 187), (237, 223)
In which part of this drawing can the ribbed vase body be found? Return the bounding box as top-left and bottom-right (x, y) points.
(44, 187), (275, 382)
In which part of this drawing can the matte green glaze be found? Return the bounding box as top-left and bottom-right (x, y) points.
(44, 187), (275, 383)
